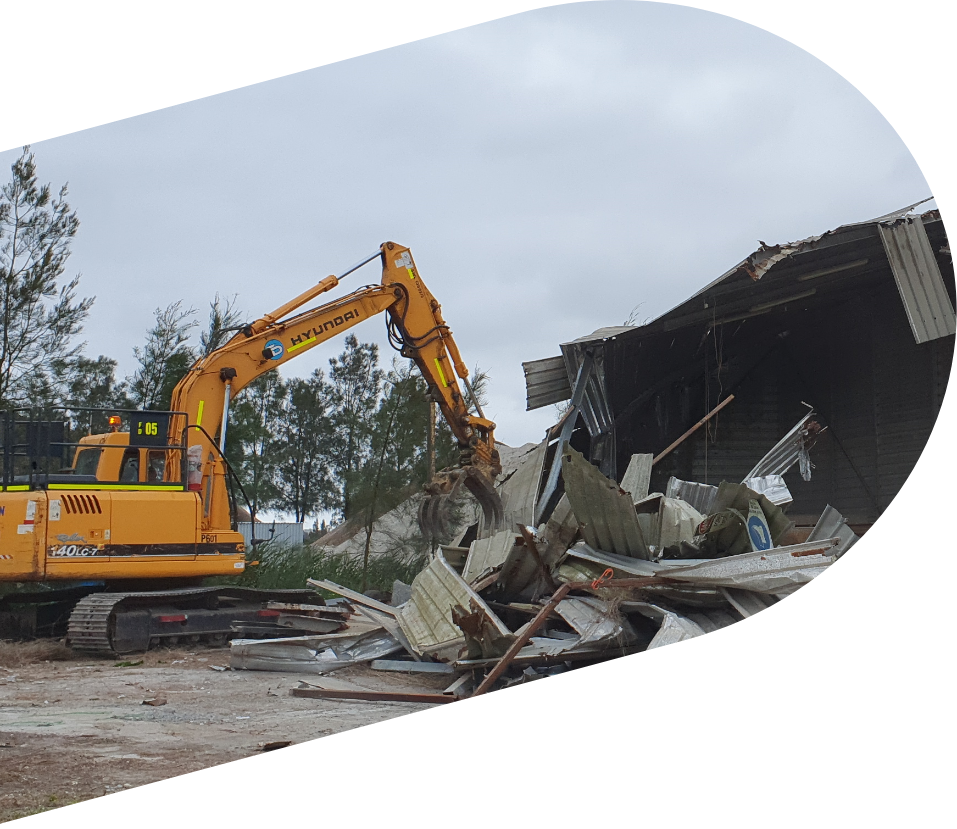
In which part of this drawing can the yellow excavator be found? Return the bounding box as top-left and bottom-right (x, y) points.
(0, 243), (503, 653)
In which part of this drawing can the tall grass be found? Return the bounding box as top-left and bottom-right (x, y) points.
(210, 542), (427, 597)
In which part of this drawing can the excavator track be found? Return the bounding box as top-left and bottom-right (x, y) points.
(67, 586), (317, 656)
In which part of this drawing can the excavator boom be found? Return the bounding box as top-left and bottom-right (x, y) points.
(0, 242), (504, 652)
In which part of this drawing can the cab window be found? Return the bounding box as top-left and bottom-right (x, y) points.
(74, 448), (103, 477)
(119, 449), (140, 483)
(147, 450), (166, 482)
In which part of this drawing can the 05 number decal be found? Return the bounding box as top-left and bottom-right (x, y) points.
(49, 545), (101, 557)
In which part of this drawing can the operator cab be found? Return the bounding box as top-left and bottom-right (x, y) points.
(1, 408), (186, 490)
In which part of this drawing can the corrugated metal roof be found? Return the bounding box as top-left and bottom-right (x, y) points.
(562, 326), (636, 347)
(879, 216), (957, 344)
(523, 355), (572, 411)
(496, 439), (547, 528)
(396, 552), (510, 660)
(561, 445), (651, 559)
(461, 528), (520, 585)
(635, 203), (947, 335)
(661, 538), (840, 593)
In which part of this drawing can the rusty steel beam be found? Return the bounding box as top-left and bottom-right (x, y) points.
(290, 687), (457, 704)
(652, 394), (735, 466)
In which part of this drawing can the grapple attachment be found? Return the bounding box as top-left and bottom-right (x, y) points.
(418, 466), (505, 543)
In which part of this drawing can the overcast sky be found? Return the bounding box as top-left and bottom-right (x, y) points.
(2, 1), (931, 447)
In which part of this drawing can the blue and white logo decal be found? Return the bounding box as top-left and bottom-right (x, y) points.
(264, 339), (285, 360)
(746, 515), (772, 551)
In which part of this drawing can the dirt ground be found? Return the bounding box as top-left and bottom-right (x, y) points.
(0, 640), (452, 823)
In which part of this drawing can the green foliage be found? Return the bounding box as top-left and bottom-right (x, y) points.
(327, 335), (384, 519)
(226, 542), (427, 595)
(200, 293), (244, 357)
(0, 146), (93, 407)
(273, 370), (335, 521)
(225, 373), (286, 521)
(127, 300), (197, 409)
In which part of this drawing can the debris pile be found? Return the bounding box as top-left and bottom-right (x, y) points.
(230, 412), (859, 700)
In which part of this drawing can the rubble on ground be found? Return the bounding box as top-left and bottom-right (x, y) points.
(230, 412), (859, 701)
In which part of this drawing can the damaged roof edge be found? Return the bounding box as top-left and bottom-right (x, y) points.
(628, 201), (948, 337)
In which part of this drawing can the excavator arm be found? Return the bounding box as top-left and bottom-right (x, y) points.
(171, 242), (502, 538)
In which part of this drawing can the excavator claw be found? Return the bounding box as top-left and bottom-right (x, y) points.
(418, 466), (505, 543)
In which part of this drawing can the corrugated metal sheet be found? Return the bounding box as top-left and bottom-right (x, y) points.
(496, 439), (547, 527)
(523, 356), (572, 411)
(719, 587), (776, 618)
(665, 477), (719, 515)
(558, 542), (661, 578)
(624, 602), (707, 649)
(879, 216), (957, 344)
(620, 453), (653, 502)
(396, 552), (510, 660)
(806, 505), (858, 556)
(230, 628), (401, 674)
(237, 522), (304, 547)
(741, 474), (792, 505)
(554, 596), (624, 646)
(744, 411), (817, 481)
(561, 445), (651, 559)
(461, 528), (520, 585)
(662, 538), (840, 593)
(562, 326), (636, 346)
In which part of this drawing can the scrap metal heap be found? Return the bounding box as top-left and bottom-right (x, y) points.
(229, 412), (858, 700)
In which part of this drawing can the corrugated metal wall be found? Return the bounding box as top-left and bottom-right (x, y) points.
(607, 277), (953, 526)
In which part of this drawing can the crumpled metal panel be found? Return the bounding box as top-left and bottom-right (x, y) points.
(230, 629), (402, 674)
(558, 542), (661, 578)
(741, 474), (793, 505)
(497, 440), (547, 528)
(879, 216), (957, 344)
(634, 493), (704, 551)
(662, 538), (840, 593)
(461, 528), (520, 585)
(523, 356), (573, 410)
(806, 504), (859, 556)
(666, 476), (719, 515)
(561, 445), (651, 559)
(719, 587), (776, 618)
(620, 453), (653, 502)
(745, 411), (817, 481)
(397, 552), (510, 660)
(554, 596), (625, 646)
(624, 602), (707, 649)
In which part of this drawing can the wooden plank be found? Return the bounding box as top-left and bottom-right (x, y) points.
(290, 687), (457, 704)
(307, 578), (398, 616)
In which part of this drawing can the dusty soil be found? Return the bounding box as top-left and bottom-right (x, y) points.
(0, 641), (451, 823)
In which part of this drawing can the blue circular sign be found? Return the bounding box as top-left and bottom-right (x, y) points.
(264, 339), (285, 360)
(747, 516), (772, 551)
